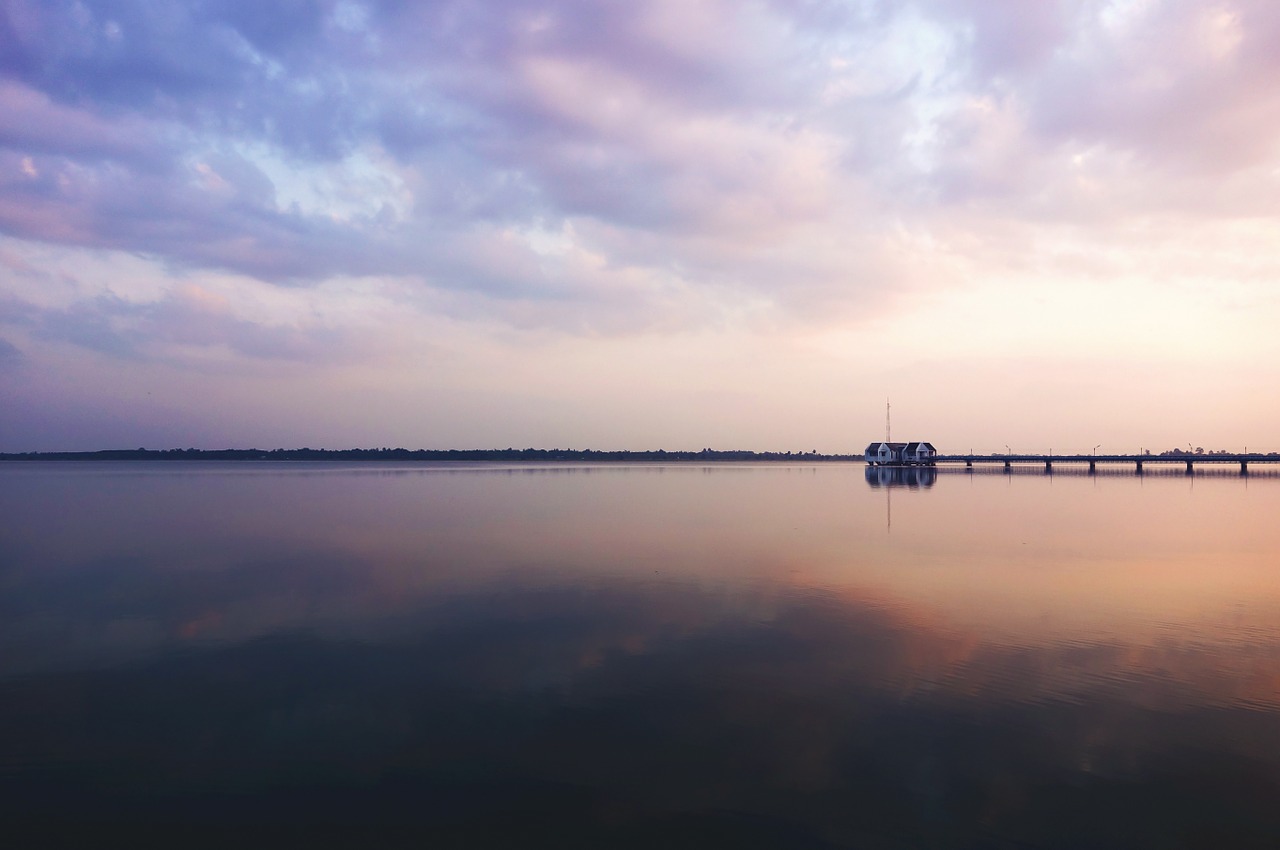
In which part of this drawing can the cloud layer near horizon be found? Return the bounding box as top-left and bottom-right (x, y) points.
(3, 0), (1280, 451)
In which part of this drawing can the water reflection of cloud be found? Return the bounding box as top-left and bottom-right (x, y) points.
(5, 464), (1280, 690)
(5, 460), (1280, 848)
(4, 575), (1280, 847)
(6, 552), (1280, 712)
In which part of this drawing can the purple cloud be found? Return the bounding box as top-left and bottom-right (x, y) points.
(2, 1), (847, 268)
(0, 334), (22, 366)
(18, 286), (357, 364)
(1, 0), (1278, 341)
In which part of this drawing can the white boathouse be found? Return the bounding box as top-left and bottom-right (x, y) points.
(864, 441), (937, 466)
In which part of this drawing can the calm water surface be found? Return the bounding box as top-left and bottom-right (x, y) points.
(2, 461), (1280, 848)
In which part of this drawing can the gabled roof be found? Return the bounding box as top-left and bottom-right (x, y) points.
(865, 442), (908, 452)
(904, 441), (936, 452)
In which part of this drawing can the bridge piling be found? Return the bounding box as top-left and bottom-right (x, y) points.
(1186, 461), (1194, 475)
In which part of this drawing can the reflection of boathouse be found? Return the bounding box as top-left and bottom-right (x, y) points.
(865, 465), (937, 488)
(864, 441), (937, 466)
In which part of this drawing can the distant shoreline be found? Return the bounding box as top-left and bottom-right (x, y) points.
(0, 448), (862, 463)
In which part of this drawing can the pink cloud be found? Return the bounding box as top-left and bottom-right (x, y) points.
(0, 79), (157, 161)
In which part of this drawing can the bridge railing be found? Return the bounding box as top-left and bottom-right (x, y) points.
(933, 454), (1276, 463)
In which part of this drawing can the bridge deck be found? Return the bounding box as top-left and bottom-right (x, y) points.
(924, 454), (1275, 474)
(934, 454), (1275, 464)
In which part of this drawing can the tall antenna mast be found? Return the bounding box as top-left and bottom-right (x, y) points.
(886, 398), (891, 442)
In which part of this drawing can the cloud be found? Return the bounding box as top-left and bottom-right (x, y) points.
(0, 334), (22, 366)
(10, 284), (357, 365)
(1023, 0), (1280, 174)
(2, 0), (1280, 344)
(0, 1), (904, 325)
(0, 80), (160, 162)
(921, 0), (1280, 216)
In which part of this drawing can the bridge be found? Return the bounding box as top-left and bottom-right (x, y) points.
(932, 453), (1279, 475)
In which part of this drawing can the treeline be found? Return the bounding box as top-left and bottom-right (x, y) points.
(0, 447), (863, 462)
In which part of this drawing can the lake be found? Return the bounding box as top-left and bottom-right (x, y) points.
(2, 461), (1279, 848)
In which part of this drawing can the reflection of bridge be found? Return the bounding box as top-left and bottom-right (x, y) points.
(932, 454), (1276, 475)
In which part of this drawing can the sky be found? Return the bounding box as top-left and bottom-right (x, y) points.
(3, 0), (1280, 453)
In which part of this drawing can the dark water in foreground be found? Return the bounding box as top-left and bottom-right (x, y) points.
(2, 461), (1280, 848)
